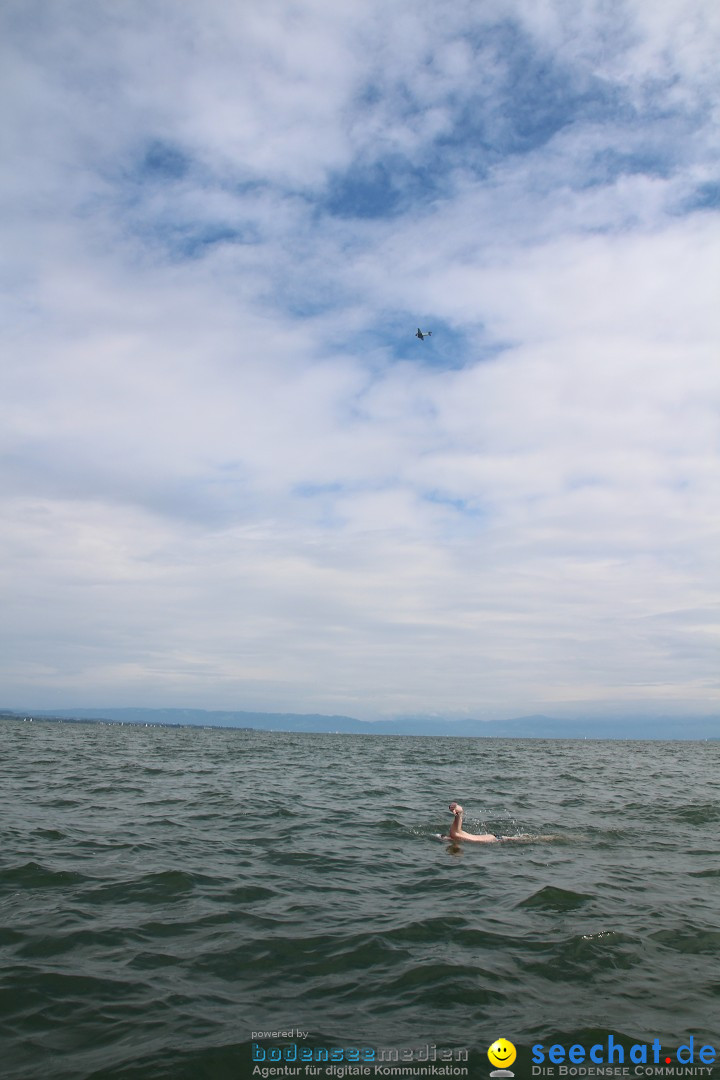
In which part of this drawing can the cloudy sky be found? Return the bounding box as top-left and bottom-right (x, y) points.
(2, 0), (719, 723)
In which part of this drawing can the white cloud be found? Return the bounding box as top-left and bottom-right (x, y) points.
(1, 0), (718, 721)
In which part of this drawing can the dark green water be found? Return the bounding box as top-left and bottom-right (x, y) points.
(1, 720), (718, 1079)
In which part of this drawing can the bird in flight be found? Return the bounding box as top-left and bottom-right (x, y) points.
(415, 328), (432, 340)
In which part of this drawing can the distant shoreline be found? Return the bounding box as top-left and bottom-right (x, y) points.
(2, 707), (718, 740)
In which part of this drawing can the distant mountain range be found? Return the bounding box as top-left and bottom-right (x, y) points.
(3, 706), (719, 740)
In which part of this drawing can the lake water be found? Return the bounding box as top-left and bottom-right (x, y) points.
(1, 720), (718, 1079)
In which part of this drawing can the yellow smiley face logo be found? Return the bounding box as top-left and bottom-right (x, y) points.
(488, 1039), (517, 1069)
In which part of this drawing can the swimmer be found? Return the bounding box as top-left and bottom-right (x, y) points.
(446, 802), (502, 843)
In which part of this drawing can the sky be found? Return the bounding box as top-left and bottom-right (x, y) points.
(2, 0), (719, 724)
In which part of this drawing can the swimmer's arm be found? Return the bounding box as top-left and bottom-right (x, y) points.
(449, 805), (499, 843)
(449, 805), (464, 840)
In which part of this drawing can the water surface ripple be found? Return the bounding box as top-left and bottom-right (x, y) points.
(1, 722), (718, 1079)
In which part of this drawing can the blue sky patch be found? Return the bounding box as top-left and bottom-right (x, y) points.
(139, 139), (191, 181)
(323, 158), (446, 220)
(438, 22), (622, 162)
(686, 181), (720, 211)
(421, 490), (485, 518)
